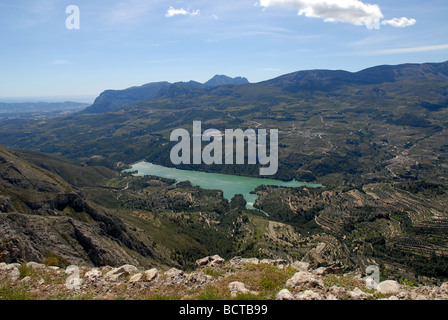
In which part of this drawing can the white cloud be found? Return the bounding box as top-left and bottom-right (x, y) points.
(259, 0), (416, 30)
(381, 17), (416, 28)
(373, 44), (448, 55)
(166, 6), (200, 17)
(52, 60), (72, 65)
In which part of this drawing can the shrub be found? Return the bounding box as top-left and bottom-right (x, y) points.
(0, 284), (34, 300)
(17, 263), (33, 279)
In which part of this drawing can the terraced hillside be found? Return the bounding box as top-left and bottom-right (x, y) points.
(255, 182), (448, 279)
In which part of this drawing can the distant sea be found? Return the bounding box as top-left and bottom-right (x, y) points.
(0, 95), (96, 104)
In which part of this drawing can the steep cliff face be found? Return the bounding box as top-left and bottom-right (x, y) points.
(0, 145), (164, 268)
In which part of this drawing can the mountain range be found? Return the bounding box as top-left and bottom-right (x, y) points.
(0, 61), (448, 284)
(83, 74), (249, 114)
(262, 61), (448, 88)
(83, 62), (448, 114)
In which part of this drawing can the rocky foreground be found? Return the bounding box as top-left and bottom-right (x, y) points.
(1, 256), (447, 300)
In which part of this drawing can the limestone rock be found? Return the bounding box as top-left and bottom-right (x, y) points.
(163, 268), (185, 285)
(144, 268), (159, 281)
(291, 261), (310, 272)
(0, 263), (21, 280)
(229, 257), (259, 266)
(378, 280), (401, 295)
(185, 272), (212, 287)
(229, 281), (258, 297)
(129, 273), (143, 283)
(21, 276), (31, 284)
(295, 290), (323, 300)
(84, 268), (102, 282)
(328, 286), (347, 299)
(9, 266), (20, 280)
(116, 264), (139, 274)
(396, 291), (412, 300)
(314, 266), (333, 276)
(26, 262), (46, 270)
(276, 289), (295, 300)
(0, 263), (19, 271)
(196, 257), (211, 267)
(349, 287), (372, 300)
(286, 271), (324, 289)
(241, 258), (259, 265)
(260, 259), (288, 266)
(195, 255), (225, 267)
(165, 268), (184, 278)
(365, 277), (379, 290)
(1, 254), (448, 300)
(105, 264), (138, 281)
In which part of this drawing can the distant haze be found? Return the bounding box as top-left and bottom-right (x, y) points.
(0, 95), (96, 104)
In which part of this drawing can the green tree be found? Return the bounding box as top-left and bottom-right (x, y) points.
(230, 194), (247, 211)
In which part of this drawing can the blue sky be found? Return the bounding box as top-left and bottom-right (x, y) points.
(0, 0), (447, 102)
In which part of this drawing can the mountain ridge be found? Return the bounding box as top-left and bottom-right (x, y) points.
(82, 61), (447, 114)
(261, 61), (448, 90)
(204, 75), (249, 87)
(83, 75), (250, 114)
(0, 144), (172, 269)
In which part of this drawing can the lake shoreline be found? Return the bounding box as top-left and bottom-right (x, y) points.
(124, 161), (323, 210)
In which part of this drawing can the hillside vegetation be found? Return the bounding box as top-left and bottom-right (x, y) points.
(0, 62), (447, 287)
